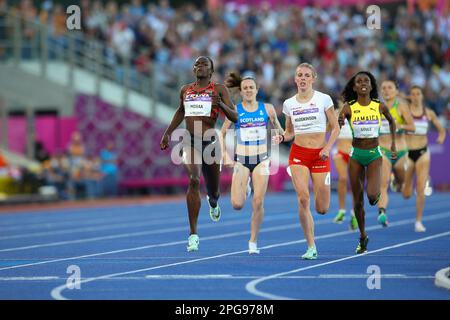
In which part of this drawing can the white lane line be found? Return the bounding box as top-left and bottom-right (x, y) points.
(0, 274), (434, 282)
(3, 210), (450, 272)
(0, 276), (59, 281)
(0, 211), (297, 253)
(49, 212), (450, 300)
(0, 205), (299, 241)
(245, 231), (450, 300)
(1, 199), (443, 253)
(143, 274), (435, 280)
(2, 197), (446, 238)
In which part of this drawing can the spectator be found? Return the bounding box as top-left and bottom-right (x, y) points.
(100, 142), (119, 197)
(82, 154), (103, 199)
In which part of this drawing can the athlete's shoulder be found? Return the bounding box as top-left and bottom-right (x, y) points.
(283, 94), (297, 104)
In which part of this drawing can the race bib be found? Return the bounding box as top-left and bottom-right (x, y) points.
(184, 98), (212, 117)
(239, 126), (267, 142)
(379, 119), (390, 134)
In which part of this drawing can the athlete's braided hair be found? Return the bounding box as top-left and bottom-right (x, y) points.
(341, 71), (379, 103)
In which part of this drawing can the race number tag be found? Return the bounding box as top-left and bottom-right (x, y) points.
(184, 97), (212, 117)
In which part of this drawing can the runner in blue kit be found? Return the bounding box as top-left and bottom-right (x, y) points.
(221, 72), (284, 254)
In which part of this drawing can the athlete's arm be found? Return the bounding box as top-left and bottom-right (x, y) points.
(338, 103), (351, 128)
(215, 84), (238, 123)
(273, 115), (292, 145)
(380, 102), (397, 159)
(398, 102), (416, 132)
(265, 103), (284, 136)
(426, 108), (446, 144)
(321, 106), (340, 160)
(160, 85), (187, 150)
(219, 118), (234, 166)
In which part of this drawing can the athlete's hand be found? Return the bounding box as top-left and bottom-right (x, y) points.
(338, 114), (345, 128)
(319, 147), (330, 161)
(223, 153), (235, 168)
(390, 144), (397, 160)
(160, 133), (170, 150)
(437, 135), (445, 144)
(211, 93), (222, 108)
(272, 135), (284, 145)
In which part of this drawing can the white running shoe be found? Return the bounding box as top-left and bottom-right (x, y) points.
(424, 178), (433, 196)
(246, 178), (252, 198)
(248, 241), (260, 254)
(415, 221), (426, 232)
(206, 195), (221, 222)
(187, 234), (199, 251)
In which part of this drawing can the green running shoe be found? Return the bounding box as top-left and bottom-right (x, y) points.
(187, 234), (199, 252)
(349, 215), (358, 231)
(333, 210), (345, 224)
(301, 246), (318, 260)
(207, 195), (221, 222)
(355, 236), (369, 254)
(378, 212), (389, 227)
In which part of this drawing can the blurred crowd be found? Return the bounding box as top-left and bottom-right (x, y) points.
(1, 0), (449, 120)
(38, 132), (119, 200)
(0, 132), (119, 201)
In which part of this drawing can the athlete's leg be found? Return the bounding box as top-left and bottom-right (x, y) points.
(402, 157), (416, 199)
(311, 171), (331, 215)
(414, 152), (430, 224)
(183, 147), (202, 235)
(393, 154), (408, 191)
(349, 159), (366, 238)
(202, 161), (221, 207)
(290, 165), (315, 248)
(366, 157), (383, 205)
(333, 154), (349, 211)
(230, 162), (251, 210)
(249, 160), (270, 243)
(378, 156), (392, 212)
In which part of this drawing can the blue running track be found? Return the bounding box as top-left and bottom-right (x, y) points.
(0, 192), (449, 300)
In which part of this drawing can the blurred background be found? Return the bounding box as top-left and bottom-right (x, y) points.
(0, 0), (448, 205)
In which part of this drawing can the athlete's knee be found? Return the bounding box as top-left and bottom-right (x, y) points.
(402, 190), (412, 199)
(338, 176), (348, 184)
(188, 176), (201, 189)
(297, 193), (310, 209)
(231, 199), (244, 210)
(316, 206), (329, 215)
(252, 196), (264, 210)
(368, 193), (381, 206)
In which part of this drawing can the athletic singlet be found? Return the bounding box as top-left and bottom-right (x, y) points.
(349, 100), (381, 139)
(406, 107), (429, 136)
(235, 101), (269, 146)
(379, 99), (405, 135)
(183, 82), (220, 119)
(282, 90), (333, 135)
(338, 119), (353, 139)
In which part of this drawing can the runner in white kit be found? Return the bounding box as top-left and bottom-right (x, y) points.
(273, 63), (340, 260)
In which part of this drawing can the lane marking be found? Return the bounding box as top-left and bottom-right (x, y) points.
(245, 231), (450, 300)
(49, 212), (450, 300)
(1, 199), (443, 253)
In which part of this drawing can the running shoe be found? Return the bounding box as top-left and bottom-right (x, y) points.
(415, 221), (426, 232)
(301, 246), (318, 260)
(246, 178), (252, 198)
(378, 212), (389, 227)
(333, 210), (346, 224)
(349, 214), (358, 231)
(390, 173), (399, 192)
(355, 236), (369, 254)
(207, 195), (221, 222)
(187, 234), (199, 252)
(424, 178), (433, 197)
(248, 241), (260, 254)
